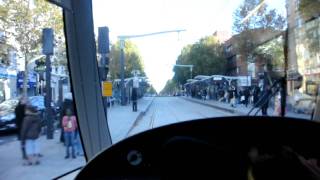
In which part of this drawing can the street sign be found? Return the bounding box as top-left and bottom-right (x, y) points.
(102, 81), (112, 97)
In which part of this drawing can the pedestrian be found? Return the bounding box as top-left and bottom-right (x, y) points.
(253, 86), (260, 106)
(14, 96), (28, 161)
(20, 105), (42, 165)
(230, 92), (237, 108)
(261, 85), (271, 116)
(244, 88), (250, 107)
(202, 89), (207, 101)
(240, 90), (245, 105)
(132, 88), (138, 112)
(62, 108), (77, 159)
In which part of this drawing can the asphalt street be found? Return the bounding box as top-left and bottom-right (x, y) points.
(128, 97), (232, 136)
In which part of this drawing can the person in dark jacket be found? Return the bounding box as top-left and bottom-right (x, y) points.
(132, 88), (138, 112)
(20, 105), (42, 165)
(14, 96), (28, 160)
(261, 85), (271, 116)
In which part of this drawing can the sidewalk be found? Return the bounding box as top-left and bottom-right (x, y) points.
(0, 97), (154, 180)
(107, 96), (155, 143)
(182, 97), (311, 120)
(0, 130), (86, 180)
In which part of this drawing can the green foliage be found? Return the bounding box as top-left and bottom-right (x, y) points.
(254, 36), (284, 71)
(109, 40), (145, 80)
(232, 0), (285, 62)
(160, 79), (178, 95)
(298, 0), (320, 21)
(146, 85), (157, 94)
(173, 36), (227, 84)
(0, 0), (65, 95)
(232, 0), (285, 33)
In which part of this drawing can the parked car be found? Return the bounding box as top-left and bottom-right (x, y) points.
(0, 99), (19, 132)
(28, 96), (59, 121)
(287, 91), (316, 114)
(0, 96), (58, 132)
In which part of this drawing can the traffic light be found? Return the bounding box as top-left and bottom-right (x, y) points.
(34, 59), (46, 73)
(98, 26), (110, 79)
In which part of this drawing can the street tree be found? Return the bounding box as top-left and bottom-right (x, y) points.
(0, 0), (64, 95)
(146, 85), (157, 95)
(232, 0), (286, 63)
(173, 36), (227, 84)
(109, 40), (145, 80)
(298, 0), (320, 21)
(160, 79), (178, 95)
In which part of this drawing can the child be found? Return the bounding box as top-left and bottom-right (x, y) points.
(62, 109), (77, 159)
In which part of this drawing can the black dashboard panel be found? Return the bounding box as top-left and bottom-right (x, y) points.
(76, 116), (320, 180)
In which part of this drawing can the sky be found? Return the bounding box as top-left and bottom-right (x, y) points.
(92, 0), (286, 92)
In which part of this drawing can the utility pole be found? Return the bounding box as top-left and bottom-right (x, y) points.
(118, 29), (186, 105)
(42, 28), (54, 139)
(119, 39), (125, 105)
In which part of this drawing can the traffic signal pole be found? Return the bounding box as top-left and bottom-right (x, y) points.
(98, 27), (110, 122)
(42, 28), (54, 139)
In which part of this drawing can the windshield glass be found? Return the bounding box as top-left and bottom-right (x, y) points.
(92, 0), (319, 143)
(0, 1), (85, 179)
(0, 0), (319, 179)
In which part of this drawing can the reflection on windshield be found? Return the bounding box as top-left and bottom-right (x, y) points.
(0, 0), (85, 179)
(92, 0), (319, 143)
(0, 0), (318, 179)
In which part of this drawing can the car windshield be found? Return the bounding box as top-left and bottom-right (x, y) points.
(0, 0), (319, 179)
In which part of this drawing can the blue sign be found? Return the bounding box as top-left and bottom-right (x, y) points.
(16, 71), (37, 88)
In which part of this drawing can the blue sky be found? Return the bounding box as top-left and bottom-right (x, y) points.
(92, 0), (286, 92)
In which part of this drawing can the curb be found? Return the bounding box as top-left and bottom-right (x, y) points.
(125, 97), (155, 136)
(181, 97), (245, 115)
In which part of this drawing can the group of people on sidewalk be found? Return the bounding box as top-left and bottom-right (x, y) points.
(188, 84), (276, 116)
(14, 96), (83, 166)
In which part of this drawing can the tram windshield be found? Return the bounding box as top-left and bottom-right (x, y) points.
(0, 0), (319, 179)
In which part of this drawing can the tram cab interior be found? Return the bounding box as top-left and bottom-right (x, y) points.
(37, 0), (320, 179)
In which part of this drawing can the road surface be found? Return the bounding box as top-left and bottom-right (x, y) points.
(127, 97), (231, 136)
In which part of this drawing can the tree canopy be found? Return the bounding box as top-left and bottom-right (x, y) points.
(173, 36), (227, 84)
(160, 79), (178, 95)
(298, 0), (320, 21)
(232, 0), (286, 62)
(0, 0), (65, 94)
(109, 40), (145, 80)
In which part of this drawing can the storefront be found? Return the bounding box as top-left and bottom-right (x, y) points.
(16, 71), (37, 96)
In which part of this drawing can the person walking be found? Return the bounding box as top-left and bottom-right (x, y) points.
(253, 86), (260, 105)
(15, 96), (28, 161)
(62, 108), (77, 159)
(20, 105), (42, 165)
(261, 85), (271, 116)
(132, 88), (138, 112)
(244, 88), (250, 107)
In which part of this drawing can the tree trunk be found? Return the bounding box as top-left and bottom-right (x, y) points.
(23, 53), (28, 96)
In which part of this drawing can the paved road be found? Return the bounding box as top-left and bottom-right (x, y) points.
(128, 97), (231, 136)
